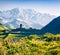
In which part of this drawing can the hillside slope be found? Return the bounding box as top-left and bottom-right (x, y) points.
(40, 16), (60, 34)
(0, 23), (8, 30)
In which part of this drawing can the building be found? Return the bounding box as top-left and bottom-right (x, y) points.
(20, 24), (22, 29)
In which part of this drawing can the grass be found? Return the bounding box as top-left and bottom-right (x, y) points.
(0, 33), (60, 55)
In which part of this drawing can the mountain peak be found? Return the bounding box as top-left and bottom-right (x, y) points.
(0, 8), (55, 29)
(40, 16), (60, 34)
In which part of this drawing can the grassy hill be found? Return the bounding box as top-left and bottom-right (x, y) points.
(0, 23), (60, 55)
(0, 23), (9, 39)
(0, 23), (8, 30)
(0, 33), (60, 55)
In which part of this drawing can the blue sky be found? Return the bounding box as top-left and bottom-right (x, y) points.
(0, 0), (60, 16)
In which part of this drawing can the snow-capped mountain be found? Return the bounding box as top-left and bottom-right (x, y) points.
(0, 8), (56, 29)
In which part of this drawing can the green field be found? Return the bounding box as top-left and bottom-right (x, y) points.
(0, 33), (60, 55)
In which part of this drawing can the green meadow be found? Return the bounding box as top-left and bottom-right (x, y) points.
(0, 33), (60, 55)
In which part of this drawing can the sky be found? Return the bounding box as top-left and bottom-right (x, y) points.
(0, 0), (60, 16)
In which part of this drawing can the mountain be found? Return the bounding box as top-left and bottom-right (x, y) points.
(40, 16), (60, 34)
(0, 8), (55, 29)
